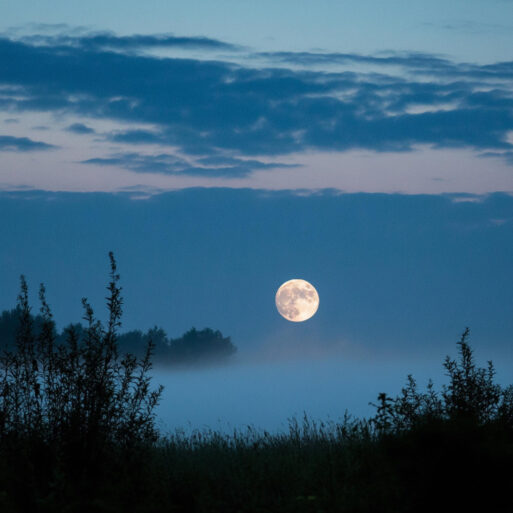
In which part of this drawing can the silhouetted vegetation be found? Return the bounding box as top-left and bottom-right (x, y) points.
(0, 254), (163, 512)
(0, 316), (236, 367)
(1, 257), (513, 511)
(117, 326), (236, 366)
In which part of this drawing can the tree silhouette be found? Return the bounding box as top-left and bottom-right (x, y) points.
(1, 314), (237, 367)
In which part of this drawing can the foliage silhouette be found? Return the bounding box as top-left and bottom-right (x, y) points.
(0, 253), (162, 511)
(369, 328), (513, 432)
(116, 326), (236, 365)
(0, 317), (237, 367)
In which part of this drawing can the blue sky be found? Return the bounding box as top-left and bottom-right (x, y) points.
(1, 189), (512, 364)
(0, 2), (512, 370)
(3, 0), (513, 62)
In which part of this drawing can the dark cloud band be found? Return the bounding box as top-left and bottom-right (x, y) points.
(0, 135), (56, 151)
(0, 33), (512, 167)
(81, 152), (298, 177)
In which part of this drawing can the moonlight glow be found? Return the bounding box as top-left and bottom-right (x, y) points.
(275, 279), (319, 322)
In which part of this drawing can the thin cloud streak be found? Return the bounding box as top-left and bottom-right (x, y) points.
(15, 31), (240, 52)
(81, 152), (299, 177)
(0, 135), (56, 151)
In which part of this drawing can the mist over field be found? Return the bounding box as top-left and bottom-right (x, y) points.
(153, 350), (513, 433)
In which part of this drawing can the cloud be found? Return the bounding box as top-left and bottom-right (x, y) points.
(5, 23), (90, 35)
(82, 153), (187, 175)
(16, 31), (239, 52)
(0, 135), (56, 151)
(66, 122), (95, 134)
(421, 20), (513, 35)
(480, 150), (513, 165)
(259, 49), (513, 81)
(0, 33), (512, 161)
(258, 50), (456, 74)
(81, 152), (298, 177)
(107, 129), (164, 144)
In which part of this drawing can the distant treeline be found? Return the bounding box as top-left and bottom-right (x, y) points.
(118, 326), (237, 364)
(0, 308), (236, 366)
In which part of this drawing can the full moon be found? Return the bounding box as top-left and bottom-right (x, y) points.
(275, 279), (319, 322)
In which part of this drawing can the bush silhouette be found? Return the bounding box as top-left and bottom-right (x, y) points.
(369, 328), (513, 433)
(0, 253), (162, 510)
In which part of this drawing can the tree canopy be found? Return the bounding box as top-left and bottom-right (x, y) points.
(0, 314), (237, 367)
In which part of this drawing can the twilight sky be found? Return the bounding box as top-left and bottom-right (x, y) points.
(1, 1), (513, 369)
(1, 1), (513, 194)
